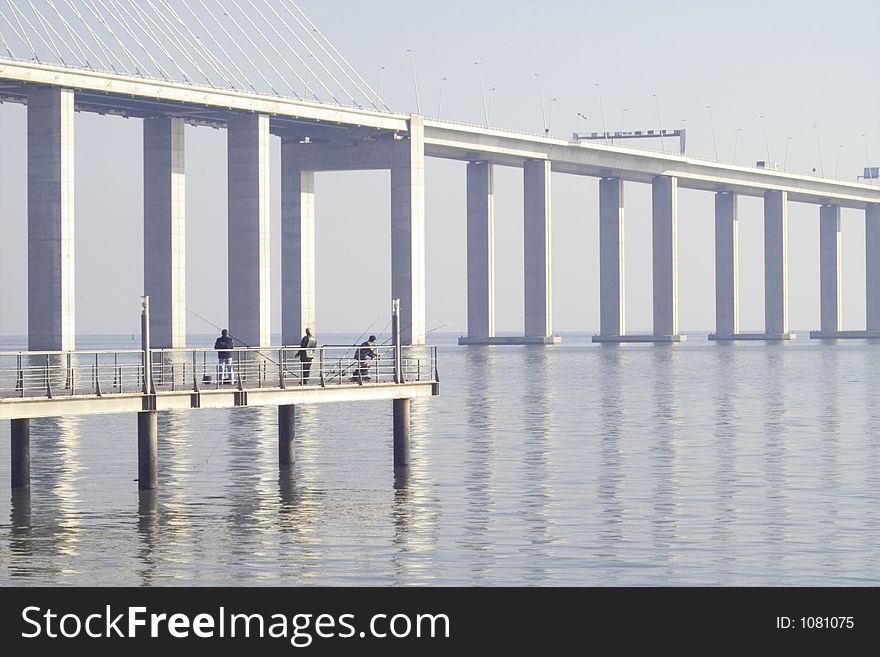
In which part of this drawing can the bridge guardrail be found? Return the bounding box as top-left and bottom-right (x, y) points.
(0, 345), (438, 400)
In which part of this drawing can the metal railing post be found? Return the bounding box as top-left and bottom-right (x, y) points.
(392, 298), (402, 384)
(141, 296), (153, 395)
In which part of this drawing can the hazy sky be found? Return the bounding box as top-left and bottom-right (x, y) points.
(1, 0), (879, 339)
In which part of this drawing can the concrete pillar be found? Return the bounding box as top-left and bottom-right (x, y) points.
(281, 139), (316, 346)
(466, 161), (495, 338)
(819, 204), (842, 333)
(599, 177), (625, 337)
(11, 419), (30, 489)
(228, 114), (271, 348)
(867, 204), (880, 331)
(28, 86), (75, 351)
(524, 159), (552, 337)
(764, 190), (789, 336)
(393, 398), (411, 467)
(714, 191), (739, 336)
(652, 175), (679, 337)
(390, 115), (426, 345)
(144, 117), (186, 349)
(278, 404), (295, 466)
(137, 411), (158, 490)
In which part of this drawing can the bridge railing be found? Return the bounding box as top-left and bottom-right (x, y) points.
(0, 346), (438, 399)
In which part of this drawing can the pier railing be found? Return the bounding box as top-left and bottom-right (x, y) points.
(0, 345), (438, 400)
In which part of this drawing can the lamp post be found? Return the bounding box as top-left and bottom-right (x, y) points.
(759, 114), (772, 163)
(707, 105), (718, 160)
(437, 76), (447, 118)
(476, 62), (488, 125)
(652, 92), (664, 152)
(813, 124), (825, 176)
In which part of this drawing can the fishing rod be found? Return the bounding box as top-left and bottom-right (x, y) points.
(186, 307), (303, 381)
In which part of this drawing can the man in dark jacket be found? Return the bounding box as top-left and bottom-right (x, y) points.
(214, 329), (235, 383)
(354, 335), (378, 382)
(297, 328), (317, 384)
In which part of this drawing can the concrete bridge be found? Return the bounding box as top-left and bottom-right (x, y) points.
(4, 57), (880, 352)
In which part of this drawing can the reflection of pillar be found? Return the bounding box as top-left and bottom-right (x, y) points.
(866, 205), (880, 331)
(228, 114), (271, 348)
(12, 418), (30, 489)
(819, 204), (842, 333)
(714, 191), (739, 336)
(599, 177), (625, 338)
(144, 117), (186, 348)
(524, 159), (552, 338)
(466, 161), (494, 338)
(138, 411), (158, 490)
(764, 190), (789, 336)
(279, 404), (295, 466)
(652, 176), (679, 338)
(391, 115), (426, 345)
(393, 399), (411, 467)
(28, 86), (75, 351)
(281, 138), (316, 345)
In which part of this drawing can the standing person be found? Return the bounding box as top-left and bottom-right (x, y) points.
(214, 329), (235, 384)
(354, 335), (379, 382)
(297, 328), (317, 385)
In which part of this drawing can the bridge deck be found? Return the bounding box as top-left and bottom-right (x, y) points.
(2, 58), (880, 208)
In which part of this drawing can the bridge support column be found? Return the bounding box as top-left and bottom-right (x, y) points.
(464, 161), (494, 340)
(523, 159), (558, 344)
(228, 114), (271, 348)
(391, 115), (426, 345)
(11, 419), (29, 490)
(144, 117), (186, 349)
(763, 190), (794, 339)
(710, 192), (739, 339)
(811, 204), (843, 338)
(652, 175), (685, 341)
(28, 86), (75, 351)
(137, 411), (158, 491)
(593, 177), (626, 342)
(867, 205), (880, 333)
(393, 398), (410, 467)
(281, 139), (315, 346)
(278, 404), (296, 467)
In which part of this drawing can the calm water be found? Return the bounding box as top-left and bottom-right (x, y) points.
(1, 333), (879, 586)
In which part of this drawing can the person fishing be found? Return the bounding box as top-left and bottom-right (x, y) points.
(296, 328), (317, 385)
(214, 329), (235, 384)
(354, 335), (379, 382)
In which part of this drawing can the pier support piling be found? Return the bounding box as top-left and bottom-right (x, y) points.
(652, 175), (683, 340)
(595, 177), (625, 341)
(764, 190), (791, 338)
(11, 418), (30, 489)
(144, 116), (186, 349)
(819, 204), (842, 333)
(281, 139), (316, 345)
(393, 398), (411, 467)
(28, 86), (75, 351)
(524, 159), (553, 339)
(391, 115), (426, 345)
(228, 114), (271, 348)
(466, 160), (495, 340)
(711, 191), (739, 338)
(278, 404), (296, 467)
(137, 411), (158, 490)
(867, 205), (880, 332)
